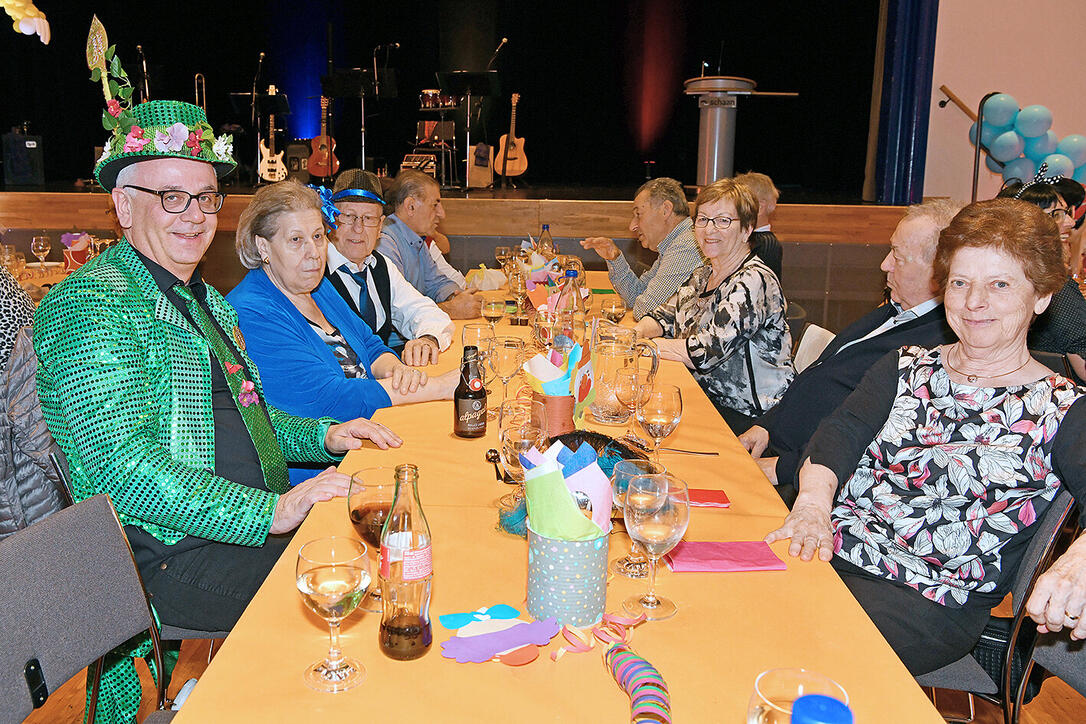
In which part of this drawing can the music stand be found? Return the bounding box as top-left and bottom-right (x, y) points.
(436, 70), (500, 188)
(323, 69), (395, 170)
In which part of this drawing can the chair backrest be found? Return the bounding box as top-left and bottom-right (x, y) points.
(792, 323), (836, 373)
(1030, 349), (1071, 377)
(1032, 633), (1086, 696)
(785, 302), (807, 347)
(0, 495), (158, 723)
(1010, 489), (1077, 615)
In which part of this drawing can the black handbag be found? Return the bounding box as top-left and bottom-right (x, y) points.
(970, 616), (1046, 705)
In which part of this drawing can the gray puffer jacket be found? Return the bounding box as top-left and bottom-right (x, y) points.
(0, 326), (67, 540)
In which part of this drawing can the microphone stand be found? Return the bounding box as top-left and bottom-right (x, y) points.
(250, 52), (264, 186)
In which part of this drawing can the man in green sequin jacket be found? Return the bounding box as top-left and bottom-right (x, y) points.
(34, 113), (402, 634)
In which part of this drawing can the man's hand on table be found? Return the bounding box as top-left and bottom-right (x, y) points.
(1026, 535), (1086, 639)
(324, 417), (403, 454)
(402, 335), (440, 366)
(580, 236), (621, 262)
(270, 466), (351, 534)
(439, 290), (483, 319)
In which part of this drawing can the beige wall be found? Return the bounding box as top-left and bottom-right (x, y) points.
(924, 1), (1086, 200)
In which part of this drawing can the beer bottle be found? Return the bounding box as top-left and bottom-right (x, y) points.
(378, 464), (433, 660)
(453, 345), (487, 438)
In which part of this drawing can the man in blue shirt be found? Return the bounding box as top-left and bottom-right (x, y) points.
(378, 170), (482, 319)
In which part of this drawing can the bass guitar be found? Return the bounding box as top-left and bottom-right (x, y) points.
(496, 93), (527, 178)
(308, 95), (339, 178)
(258, 84), (287, 182)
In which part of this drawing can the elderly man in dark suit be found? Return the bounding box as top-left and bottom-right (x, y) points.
(739, 198), (965, 495)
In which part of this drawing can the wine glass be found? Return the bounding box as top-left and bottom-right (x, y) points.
(462, 323), (497, 414)
(747, 668), (849, 723)
(600, 296), (628, 323)
(498, 398), (548, 506)
(30, 234), (51, 278)
(487, 336), (525, 407)
(622, 473), (689, 621)
(507, 267), (528, 324)
(636, 384), (682, 462)
(295, 536), (371, 692)
(482, 299), (506, 329)
(610, 458), (666, 578)
(495, 245), (512, 268)
(347, 468), (396, 614)
(613, 367), (651, 444)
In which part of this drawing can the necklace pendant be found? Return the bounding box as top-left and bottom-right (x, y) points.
(967, 374), (978, 383)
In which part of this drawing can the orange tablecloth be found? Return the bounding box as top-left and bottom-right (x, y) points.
(175, 272), (943, 722)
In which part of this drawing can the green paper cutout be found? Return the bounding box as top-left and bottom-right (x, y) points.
(525, 467), (603, 541)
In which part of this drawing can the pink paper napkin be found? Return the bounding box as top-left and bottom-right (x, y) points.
(664, 541), (786, 573)
(689, 488), (730, 508)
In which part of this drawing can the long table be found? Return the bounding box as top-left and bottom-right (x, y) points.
(174, 276), (943, 722)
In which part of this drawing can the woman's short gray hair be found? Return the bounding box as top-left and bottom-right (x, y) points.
(235, 179), (320, 269)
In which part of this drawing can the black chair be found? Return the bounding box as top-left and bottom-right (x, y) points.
(0, 494), (176, 723)
(916, 489), (1077, 724)
(785, 301), (807, 347)
(1017, 634), (1086, 718)
(1030, 349), (1072, 377)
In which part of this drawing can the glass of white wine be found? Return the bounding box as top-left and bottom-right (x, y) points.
(622, 473), (689, 620)
(482, 298), (506, 329)
(636, 384), (682, 462)
(600, 296), (627, 323)
(746, 668), (849, 724)
(296, 536), (371, 692)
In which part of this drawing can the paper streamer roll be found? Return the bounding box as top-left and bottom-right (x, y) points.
(605, 644), (672, 724)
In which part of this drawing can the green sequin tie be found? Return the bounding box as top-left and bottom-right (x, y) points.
(172, 285), (290, 494)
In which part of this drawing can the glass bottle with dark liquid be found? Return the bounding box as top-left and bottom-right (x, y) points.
(378, 463), (433, 660)
(453, 345), (486, 438)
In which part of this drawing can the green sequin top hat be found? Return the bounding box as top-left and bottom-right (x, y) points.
(87, 15), (236, 191)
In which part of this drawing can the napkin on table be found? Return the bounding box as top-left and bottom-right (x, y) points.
(664, 541), (786, 572)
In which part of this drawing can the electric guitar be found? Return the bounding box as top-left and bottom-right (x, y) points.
(258, 84), (287, 182)
(308, 96), (339, 178)
(496, 93), (527, 177)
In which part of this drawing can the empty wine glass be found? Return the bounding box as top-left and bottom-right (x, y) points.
(482, 299), (506, 329)
(623, 473), (689, 621)
(507, 267), (528, 324)
(600, 296), (628, 323)
(347, 468), (396, 614)
(487, 336), (525, 406)
(610, 458), (666, 578)
(498, 398), (548, 506)
(8, 253), (26, 280)
(30, 234), (51, 277)
(296, 536), (371, 692)
(495, 245), (512, 267)
(636, 384), (682, 462)
(613, 367), (651, 444)
(463, 323), (497, 415)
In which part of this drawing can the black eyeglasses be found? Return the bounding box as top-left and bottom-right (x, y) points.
(693, 215), (735, 230)
(1047, 207), (1074, 222)
(122, 185), (226, 214)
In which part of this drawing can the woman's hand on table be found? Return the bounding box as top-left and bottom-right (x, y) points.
(634, 317), (662, 340)
(765, 459), (838, 562)
(739, 425), (770, 457)
(324, 418), (403, 454)
(1026, 534), (1086, 639)
(402, 336), (440, 366)
(580, 236), (620, 261)
(374, 352), (429, 393)
(654, 337), (692, 368)
(270, 466), (352, 534)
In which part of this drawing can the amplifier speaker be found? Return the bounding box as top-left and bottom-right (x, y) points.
(3, 133), (44, 185)
(284, 142), (310, 183)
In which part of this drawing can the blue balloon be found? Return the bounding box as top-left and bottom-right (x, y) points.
(1075, 164), (1086, 184)
(1014, 105), (1054, 138)
(982, 93), (1019, 127)
(970, 122), (1012, 148)
(985, 154), (1004, 173)
(1023, 130), (1059, 162)
(1041, 153), (1075, 178)
(989, 130), (1025, 162)
(1056, 134), (1086, 167)
(1002, 157), (1036, 183)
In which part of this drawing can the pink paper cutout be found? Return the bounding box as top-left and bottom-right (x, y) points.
(441, 617), (561, 663)
(664, 541), (786, 573)
(688, 488), (731, 507)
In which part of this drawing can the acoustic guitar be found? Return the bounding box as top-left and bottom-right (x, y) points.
(258, 84), (287, 182)
(496, 93), (527, 177)
(308, 96), (339, 178)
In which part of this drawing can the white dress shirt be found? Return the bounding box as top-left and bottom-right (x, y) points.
(833, 297), (941, 356)
(427, 240), (467, 289)
(326, 244), (455, 350)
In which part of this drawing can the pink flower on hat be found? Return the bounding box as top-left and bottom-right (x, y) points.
(122, 125), (150, 153)
(107, 99), (122, 117)
(186, 127), (204, 157)
(154, 122), (189, 153)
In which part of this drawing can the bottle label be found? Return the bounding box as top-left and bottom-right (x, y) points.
(380, 543), (433, 580)
(455, 398), (486, 431)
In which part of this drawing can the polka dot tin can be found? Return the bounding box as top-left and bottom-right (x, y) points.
(526, 527), (608, 627)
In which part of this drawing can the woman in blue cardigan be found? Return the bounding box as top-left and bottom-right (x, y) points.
(228, 180), (459, 484)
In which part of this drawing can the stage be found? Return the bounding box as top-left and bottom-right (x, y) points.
(0, 187), (904, 331)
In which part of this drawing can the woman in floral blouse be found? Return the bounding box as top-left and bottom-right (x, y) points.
(635, 178), (793, 433)
(766, 198), (1086, 675)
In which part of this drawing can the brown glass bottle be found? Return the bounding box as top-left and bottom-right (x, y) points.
(453, 345), (487, 438)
